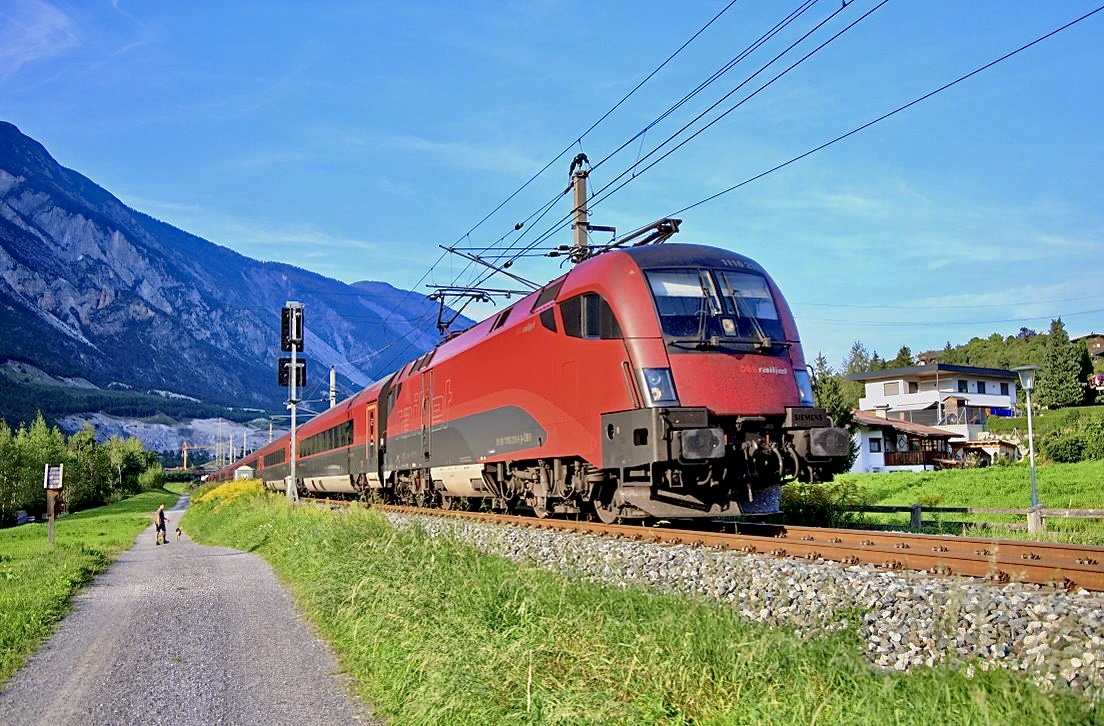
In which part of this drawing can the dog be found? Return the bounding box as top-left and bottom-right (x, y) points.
(175, 526), (182, 542)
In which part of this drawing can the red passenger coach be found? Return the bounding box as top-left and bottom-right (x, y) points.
(216, 241), (849, 521)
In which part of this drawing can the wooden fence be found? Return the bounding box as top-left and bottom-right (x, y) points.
(843, 505), (1104, 534)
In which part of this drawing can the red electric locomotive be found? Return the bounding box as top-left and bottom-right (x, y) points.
(214, 237), (849, 522)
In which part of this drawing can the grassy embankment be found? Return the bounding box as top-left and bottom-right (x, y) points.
(836, 459), (1104, 543)
(184, 481), (1097, 724)
(986, 404), (1104, 438)
(0, 486), (183, 683)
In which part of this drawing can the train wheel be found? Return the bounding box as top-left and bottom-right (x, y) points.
(593, 500), (620, 524)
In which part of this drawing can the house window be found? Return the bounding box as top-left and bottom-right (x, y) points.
(977, 381), (986, 394)
(883, 382), (900, 396)
(957, 380), (968, 393)
(1000, 382), (1009, 396)
(908, 381), (919, 394)
(869, 438), (882, 453)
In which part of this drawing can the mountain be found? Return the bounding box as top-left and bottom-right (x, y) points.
(0, 121), (463, 421)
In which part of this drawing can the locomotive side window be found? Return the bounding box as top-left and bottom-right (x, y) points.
(560, 293), (622, 340)
(532, 277), (566, 311)
(491, 308), (511, 332)
(539, 308), (557, 332)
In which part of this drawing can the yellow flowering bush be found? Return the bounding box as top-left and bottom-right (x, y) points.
(192, 479), (264, 508)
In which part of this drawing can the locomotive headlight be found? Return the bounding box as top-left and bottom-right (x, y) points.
(794, 369), (815, 406)
(640, 367), (679, 407)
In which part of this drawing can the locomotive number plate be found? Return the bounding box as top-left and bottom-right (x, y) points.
(784, 407), (829, 428)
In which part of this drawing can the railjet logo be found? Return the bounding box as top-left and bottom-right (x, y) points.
(758, 366), (789, 375)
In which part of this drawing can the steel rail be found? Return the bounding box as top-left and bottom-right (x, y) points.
(304, 500), (1104, 591)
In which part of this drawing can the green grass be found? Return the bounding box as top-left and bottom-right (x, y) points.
(836, 460), (1104, 543)
(0, 488), (180, 683)
(184, 486), (1099, 724)
(986, 405), (1104, 437)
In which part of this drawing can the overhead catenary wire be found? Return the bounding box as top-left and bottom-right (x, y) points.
(804, 306), (1104, 328)
(460, 0), (827, 278)
(498, 0), (882, 268)
(669, 3), (1104, 218)
(351, 4), (1104, 376)
(378, 1), (746, 328)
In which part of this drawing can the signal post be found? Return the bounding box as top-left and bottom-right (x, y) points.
(280, 302), (306, 503)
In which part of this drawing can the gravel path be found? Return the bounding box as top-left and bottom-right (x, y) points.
(0, 495), (376, 726)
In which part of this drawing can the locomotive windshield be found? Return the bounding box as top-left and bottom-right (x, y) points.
(645, 268), (785, 345)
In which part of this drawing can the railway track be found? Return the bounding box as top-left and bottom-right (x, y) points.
(304, 498), (1104, 591)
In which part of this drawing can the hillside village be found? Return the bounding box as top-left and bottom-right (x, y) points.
(810, 320), (1104, 473)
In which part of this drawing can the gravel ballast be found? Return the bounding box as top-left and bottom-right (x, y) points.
(385, 511), (1104, 700)
(0, 497), (373, 726)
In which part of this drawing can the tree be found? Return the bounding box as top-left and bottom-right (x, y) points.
(810, 352), (858, 473)
(13, 415), (67, 517)
(67, 426), (112, 510)
(104, 436), (148, 495)
(0, 422), (20, 525)
(1035, 318), (1085, 409)
(888, 346), (914, 369)
(839, 341), (871, 411)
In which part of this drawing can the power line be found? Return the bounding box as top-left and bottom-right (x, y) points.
(465, 0), (826, 279)
(792, 295), (1104, 311)
(805, 306), (1104, 327)
(671, 3), (1104, 217)
(428, 1), (745, 295)
(501, 0), (880, 266)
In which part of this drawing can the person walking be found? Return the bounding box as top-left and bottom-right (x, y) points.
(154, 503), (169, 545)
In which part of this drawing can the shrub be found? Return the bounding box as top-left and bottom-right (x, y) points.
(192, 479), (265, 509)
(1083, 418), (1104, 460)
(1042, 432), (1086, 464)
(781, 478), (869, 527)
(137, 463), (165, 491)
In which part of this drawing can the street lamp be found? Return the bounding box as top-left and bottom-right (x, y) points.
(1013, 365), (1040, 510)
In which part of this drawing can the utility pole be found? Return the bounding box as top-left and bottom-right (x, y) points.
(329, 366), (336, 409)
(570, 153), (589, 263)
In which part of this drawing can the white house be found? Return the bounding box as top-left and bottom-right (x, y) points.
(848, 363), (1018, 442)
(850, 410), (957, 473)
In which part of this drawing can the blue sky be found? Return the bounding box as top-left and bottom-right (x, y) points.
(3, 0), (1102, 368)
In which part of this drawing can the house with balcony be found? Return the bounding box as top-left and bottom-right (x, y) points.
(850, 409), (957, 473)
(846, 363), (1019, 472)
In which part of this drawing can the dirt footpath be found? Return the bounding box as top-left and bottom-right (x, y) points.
(0, 496), (376, 725)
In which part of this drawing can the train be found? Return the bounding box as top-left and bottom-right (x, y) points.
(210, 239), (850, 522)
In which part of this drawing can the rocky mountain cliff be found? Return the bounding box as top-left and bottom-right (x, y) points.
(0, 121), (459, 415)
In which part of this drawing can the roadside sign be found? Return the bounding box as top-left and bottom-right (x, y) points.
(43, 464), (63, 490)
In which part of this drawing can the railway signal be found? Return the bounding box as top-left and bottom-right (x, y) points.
(281, 304), (304, 351)
(280, 301), (305, 503)
(277, 358), (306, 387)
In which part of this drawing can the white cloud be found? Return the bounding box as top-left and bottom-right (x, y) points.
(0, 0), (78, 78)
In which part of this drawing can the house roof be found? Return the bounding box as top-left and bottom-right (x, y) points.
(847, 363), (1018, 382)
(851, 410), (958, 439)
